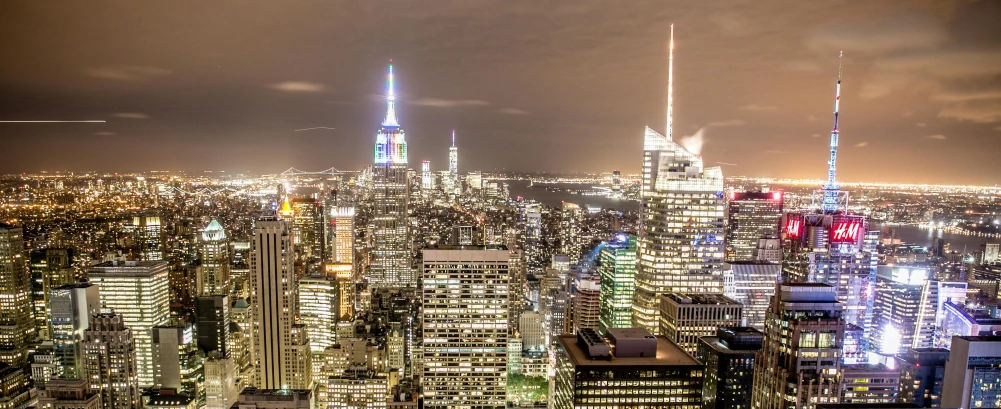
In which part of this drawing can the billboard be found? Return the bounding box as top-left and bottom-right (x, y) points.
(830, 217), (864, 244)
(784, 214), (804, 240)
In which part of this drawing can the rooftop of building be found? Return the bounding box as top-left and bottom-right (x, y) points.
(557, 330), (700, 368)
(89, 260), (169, 272)
(662, 292), (740, 306)
(238, 388), (312, 401)
(423, 244), (508, 251)
(842, 363), (897, 374)
(955, 335), (1001, 342)
(815, 404), (919, 409)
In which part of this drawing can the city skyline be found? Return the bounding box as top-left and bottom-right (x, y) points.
(2, 1), (1000, 185)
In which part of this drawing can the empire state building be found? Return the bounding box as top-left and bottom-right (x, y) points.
(369, 64), (413, 288)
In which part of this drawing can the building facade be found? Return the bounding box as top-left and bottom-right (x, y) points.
(725, 190), (783, 262)
(598, 235), (637, 332)
(250, 217), (312, 390)
(369, 64), (412, 289)
(696, 327), (763, 409)
(88, 260), (170, 387)
(82, 313), (140, 409)
(421, 247), (509, 409)
(0, 223), (33, 368)
(659, 293), (743, 354)
(751, 284), (845, 409)
(552, 328), (703, 409)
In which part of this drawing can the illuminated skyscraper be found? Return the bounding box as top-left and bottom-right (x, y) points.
(633, 26), (725, 334)
(942, 336), (1001, 409)
(370, 63), (412, 289)
(421, 160), (434, 191)
(198, 220), (230, 296)
(552, 328), (704, 409)
(658, 293), (742, 355)
(88, 260), (170, 387)
(448, 130), (459, 196)
(598, 235), (637, 332)
(751, 284), (845, 409)
(330, 207), (355, 265)
(249, 217), (312, 390)
(559, 203), (583, 265)
(30, 247), (74, 341)
(725, 190), (783, 262)
(570, 273), (600, 335)
(291, 198), (325, 267)
(697, 327), (763, 409)
(0, 223), (34, 368)
(127, 212), (164, 261)
(151, 325), (202, 396)
(781, 54), (877, 340)
(422, 247), (509, 409)
(299, 274), (338, 353)
(82, 313), (140, 409)
(49, 283), (101, 379)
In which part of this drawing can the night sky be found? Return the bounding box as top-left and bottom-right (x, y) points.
(1, 1), (1000, 184)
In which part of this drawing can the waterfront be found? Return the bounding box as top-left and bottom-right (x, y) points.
(505, 179), (638, 212)
(880, 224), (996, 253)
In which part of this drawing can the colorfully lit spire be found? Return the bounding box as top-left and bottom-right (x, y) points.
(666, 23), (674, 141)
(382, 63), (400, 127)
(822, 51), (844, 213)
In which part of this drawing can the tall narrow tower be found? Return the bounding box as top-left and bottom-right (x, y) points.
(370, 63), (413, 288)
(448, 130), (459, 195)
(249, 217), (312, 389)
(632, 25), (726, 334)
(821, 52), (845, 214)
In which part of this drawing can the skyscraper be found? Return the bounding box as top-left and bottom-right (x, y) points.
(559, 203), (583, 265)
(30, 247), (74, 341)
(291, 197), (325, 268)
(370, 63), (412, 289)
(872, 265), (931, 355)
(598, 235), (637, 332)
(781, 54), (877, 340)
(127, 212), (164, 261)
(897, 348), (949, 408)
(194, 295), (230, 355)
(448, 130), (458, 196)
(725, 190), (783, 262)
(942, 335), (1001, 409)
(82, 313), (140, 409)
(421, 160), (433, 191)
(198, 220), (230, 296)
(249, 217), (312, 390)
(658, 293), (743, 354)
(421, 247), (509, 409)
(552, 328), (703, 409)
(570, 273), (600, 335)
(88, 260), (170, 387)
(298, 274), (338, 353)
(751, 284), (845, 409)
(330, 207), (355, 265)
(150, 325), (202, 396)
(0, 223), (33, 368)
(722, 262), (781, 331)
(634, 26), (725, 334)
(697, 327), (763, 409)
(49, 283), (101, 379)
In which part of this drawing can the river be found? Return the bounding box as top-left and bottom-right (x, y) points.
(878, 224), (995, 252)
(504, 180), (638, 212)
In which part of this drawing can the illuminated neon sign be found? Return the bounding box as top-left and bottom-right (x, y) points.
(784, 216), (803, 239)
(830, 219), (862, 243)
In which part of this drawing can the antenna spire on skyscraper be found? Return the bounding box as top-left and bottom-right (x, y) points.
(667, 23), (674, 141)
(822, 51), (844, 213)
(452, 129), (455, 147)
(383, 62), (400, 127)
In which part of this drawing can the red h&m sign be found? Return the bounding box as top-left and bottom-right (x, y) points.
(784, 216), (804, 239)
(830, 219), (863, 244)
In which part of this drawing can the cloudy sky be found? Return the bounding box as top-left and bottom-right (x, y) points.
(1, 0), (999, 184)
